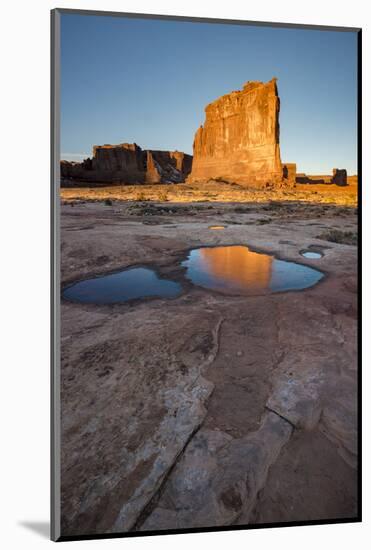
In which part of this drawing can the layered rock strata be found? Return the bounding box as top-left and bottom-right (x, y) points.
(61, 144), (192, 186)
(188, 78), (285, 186)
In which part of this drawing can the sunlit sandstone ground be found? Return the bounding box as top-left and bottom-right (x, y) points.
(60, 177), (358, 207)
(59, 179), (358, 536)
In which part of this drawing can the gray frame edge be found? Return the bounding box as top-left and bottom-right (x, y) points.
(54, 7), (361, 32)
(51, 7), (61, 542)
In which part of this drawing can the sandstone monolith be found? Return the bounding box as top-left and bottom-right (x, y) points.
(188, 78), (284, 186)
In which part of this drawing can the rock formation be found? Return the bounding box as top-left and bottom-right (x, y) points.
(92, 143), (144, 183)
(331, 168), (347, 186)
(296, 168), (348, 186)
(145, 150), (192, 184)
(296, 174), (327, 184)
(61, 143), (192, 186)
(187, 78), (286, 186)
(282, 163), (297, 184)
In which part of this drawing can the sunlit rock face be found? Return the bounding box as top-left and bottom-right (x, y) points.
(188, 78), (284, 187)
(282, 163), (297, 184)
(60, 144), (193, 186)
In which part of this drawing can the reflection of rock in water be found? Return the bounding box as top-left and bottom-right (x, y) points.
(184, 246), (324, 295)
(200, 246), (273, 291)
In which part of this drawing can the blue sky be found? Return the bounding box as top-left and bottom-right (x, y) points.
(61, 14), (358, 174)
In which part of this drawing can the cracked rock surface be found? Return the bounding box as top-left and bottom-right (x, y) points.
(140, 413), (292, 531)
(60, 200), (358, 535)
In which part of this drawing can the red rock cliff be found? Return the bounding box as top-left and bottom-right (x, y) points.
(61, 144), (192, 186)
(188, 79), (283, 186)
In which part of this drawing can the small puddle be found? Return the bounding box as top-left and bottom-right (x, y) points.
(181, 245), (324, 295)
(300, 250), (323, 259)
(63, 267), (182, 304)
(209, 225), (226, 230)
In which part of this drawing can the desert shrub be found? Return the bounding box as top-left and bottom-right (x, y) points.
(256, 218), (272, 225)
(317, 229), (357, 245)
(104, 198), (113, 206)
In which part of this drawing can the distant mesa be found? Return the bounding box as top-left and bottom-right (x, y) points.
(60, 143), (192, 186)
(296, 168), (348, 186)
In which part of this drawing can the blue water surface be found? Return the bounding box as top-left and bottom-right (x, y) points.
(63, 267), (182, 304)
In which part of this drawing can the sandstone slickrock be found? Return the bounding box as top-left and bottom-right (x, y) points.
(248, 428), (358, 524)
(139, 413), (292, 531)
(188, 79), (286, 187)
(61, 144), (192, 186)
(60, 201), (358, 534)
(60, 302), (223, 536)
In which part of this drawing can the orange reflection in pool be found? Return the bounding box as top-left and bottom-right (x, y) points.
(182, 245), (324, 295)
(198, 245), (273, 292)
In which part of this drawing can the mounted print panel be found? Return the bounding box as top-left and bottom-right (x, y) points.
(51, 8), (361, 542)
